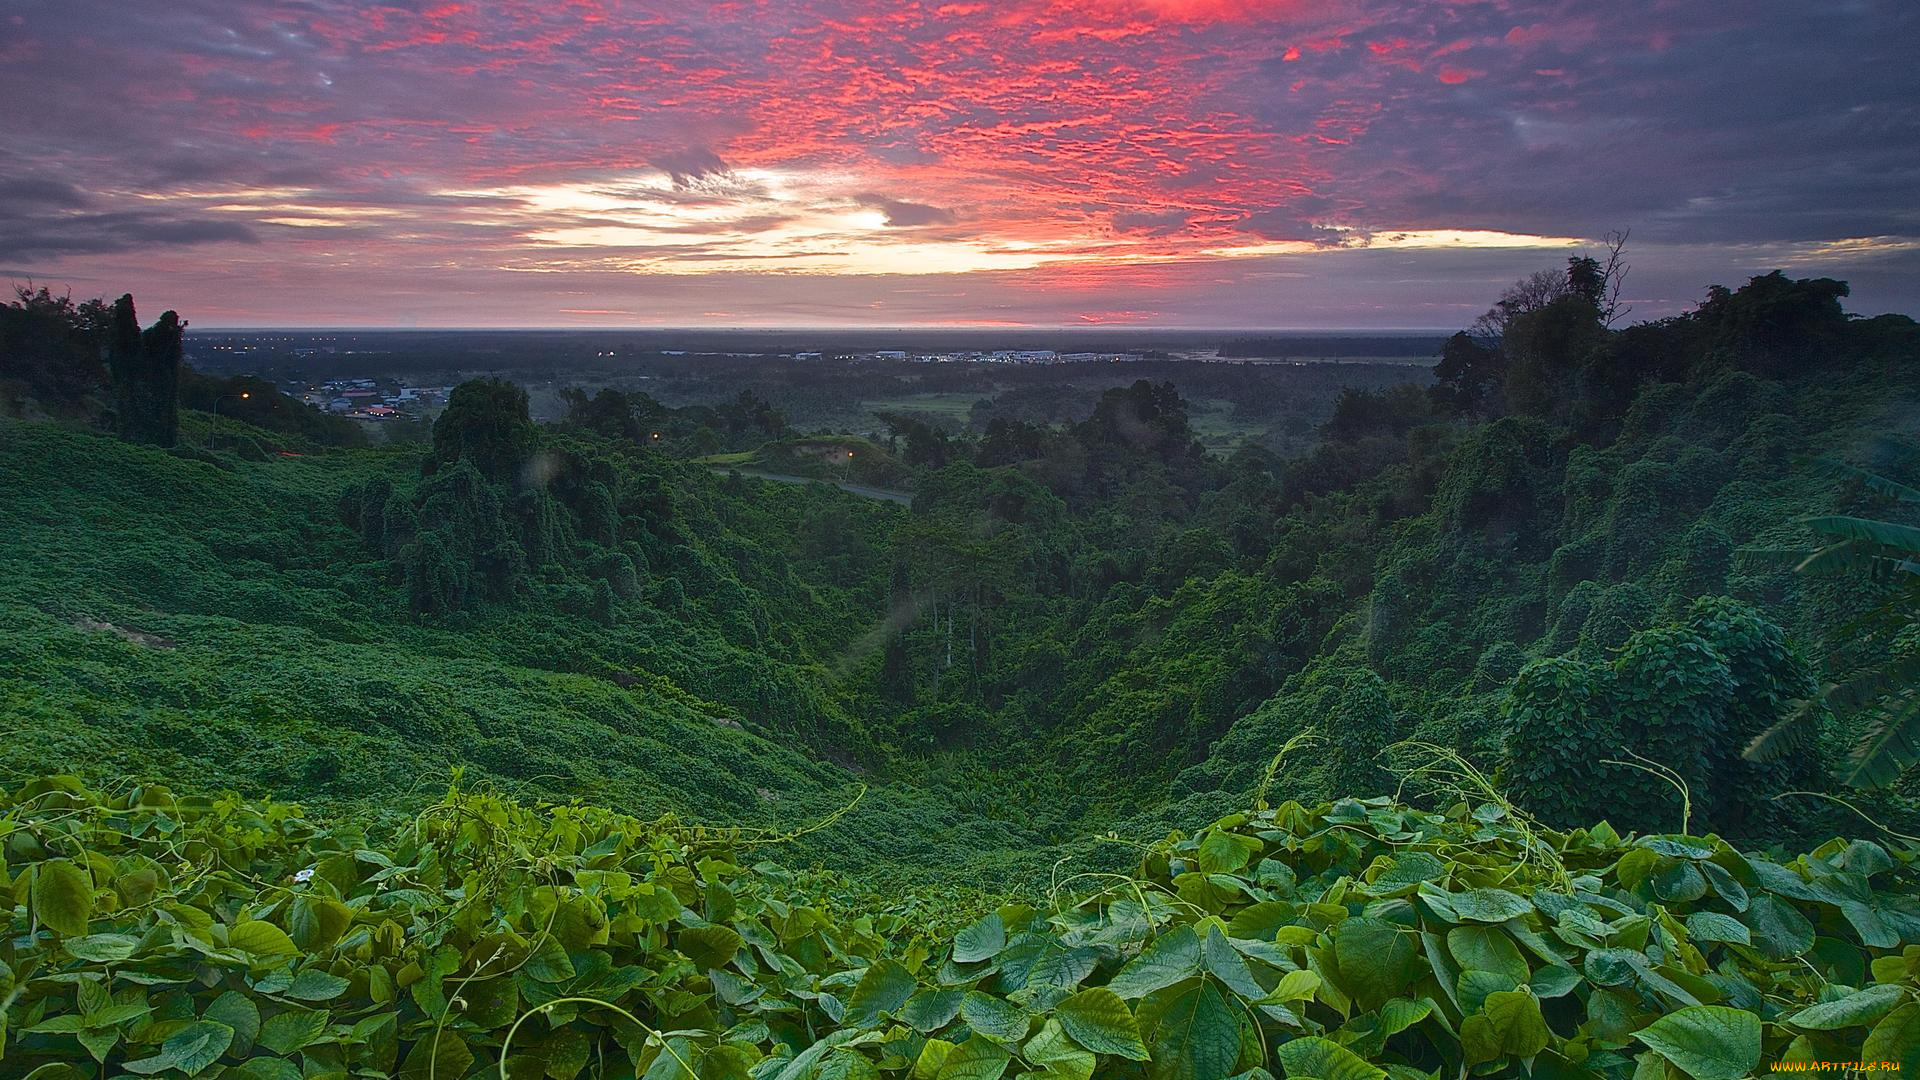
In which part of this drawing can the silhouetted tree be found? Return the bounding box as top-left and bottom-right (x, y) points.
(105, 295), (184, 446)
(0, 285), (108, 413)
(139, 310), (183, 447)
(1694, 270), (1850, 374)
(1566, 256), (1605, 307)
(1430, 331), (1503, 416)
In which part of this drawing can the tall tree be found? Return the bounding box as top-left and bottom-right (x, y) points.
(137, 310), (183, 447)
(105, 294), (183, 446)
(1430, 331), (1503, 416)
(429, 378), (538, 481)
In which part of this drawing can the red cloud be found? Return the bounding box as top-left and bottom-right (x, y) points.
(17, 0), (1900, 327)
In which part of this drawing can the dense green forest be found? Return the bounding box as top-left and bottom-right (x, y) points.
(3, 265), (1919, 1077)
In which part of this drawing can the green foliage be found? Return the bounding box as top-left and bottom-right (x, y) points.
(430, 378), (538, 481)
(4, 263), (1920, 1080)
(1505, 598), (1820, 834)
(1430, 331), (1501, 417)
(0, 284), (110, 416)
(1740, 462), (1920, 788)
(7, 775), (1920, 1079)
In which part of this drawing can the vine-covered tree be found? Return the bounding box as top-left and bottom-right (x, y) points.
(1430, 331), (1502, 417)
(0, 285), (109, 414)
(104, 294), (184, 446)
(428, 377), (537, 481)
(1504, 597), (1819, 833)
(1742, 462), (1920, 787)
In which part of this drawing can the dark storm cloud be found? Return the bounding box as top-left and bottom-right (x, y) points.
(0, 178), (93, 209)
(0, 209), (259, 260)
(1239, 1), (1920, 246)
(1236, 208), (1347, 247)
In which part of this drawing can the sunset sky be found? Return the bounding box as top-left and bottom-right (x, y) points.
(3, 1), (1916, 327)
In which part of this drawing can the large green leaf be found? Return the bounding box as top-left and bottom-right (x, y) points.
(1201, 928), (1267, 1001)
(934, 1035), (1011, 1080)
(1635, 1006), (1761, 1080)
(1681, 912), (1749, 947)
(1196, 830), (1262, 875)
(257, 1008), (328, 1055)
(1845, 694), (1920, 790)
(844, 959), (917, 1027)
(1458, 969), (1520, 1016)
(62, 933), (138, 962)
(1801, 514), (1920, 555)
(281, 969), (350, 1002)
(1741, 894), (1814, 959)
(122, 1020), (235, 1075)
(1024, 1020), (1096, 1080)
(900, 989), (966, 1033)
(1447, 925), (1531, 984)
(1146, 979), (1240, 1080)
(1027, 942), (1100, 997)
(1108, 925), (1202, 1000)
(31, 860), (93, 936)
(953, 914), (1007, 964)
(204, 991), (262, 1057)
(1785, 984), (1905, 1030)
(818, 1049), (881, 1080)
(1275, 1035), (1385, 1080)
(772, 1032), (881, 1080)
(1865, 1003), (1920, 1070)
(1448, 889), (1533, 923)
(911, 1039), (957, 1080)
(286, 895), (353, 952)
(678, 924), (743, 968)
(226, 1059), (303, 1080)
(1055, 987), (1149, 1060)
(1266, 969), (1320, 1004)
(522, 932), (576, 983)
(1332, 918), (1418, 1010)
(228, 920), (297, 960)
(398, 1029), (474, 1080)
(960, 991), (1030, 1043)
(1461, 990), (1551, 1062)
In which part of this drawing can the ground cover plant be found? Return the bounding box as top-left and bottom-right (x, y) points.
(4, 770), (1919, 1079)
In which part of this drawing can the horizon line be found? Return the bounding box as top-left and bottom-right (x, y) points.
(189, 325), (1461, 334)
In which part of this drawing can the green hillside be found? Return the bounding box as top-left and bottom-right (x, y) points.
(3, 268), (1920, 1076)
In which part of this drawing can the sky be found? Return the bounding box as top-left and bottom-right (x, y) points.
(2, 0), (1917, 328)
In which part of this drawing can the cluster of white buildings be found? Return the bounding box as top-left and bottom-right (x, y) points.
(293, 378), (450, 421)
(785, 349), (1147, 365)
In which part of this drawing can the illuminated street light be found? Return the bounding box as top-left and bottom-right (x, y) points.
(210, 391), (252, 451)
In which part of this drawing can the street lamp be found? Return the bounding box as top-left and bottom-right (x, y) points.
(209, 391), (250, 451)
